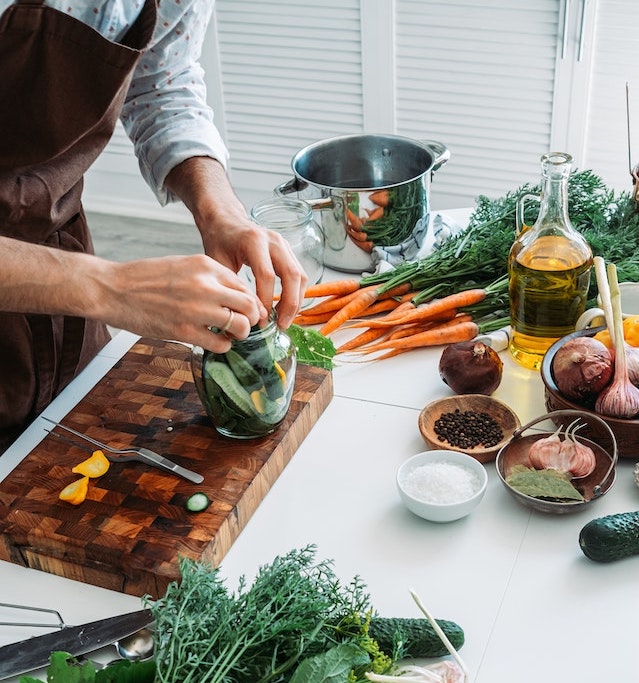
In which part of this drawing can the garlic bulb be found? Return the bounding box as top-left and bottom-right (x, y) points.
(528, 420), (596, 479)
(528, 425), (562, 469)
(595, 264), (639, 418)
(623, 342), (639, 386)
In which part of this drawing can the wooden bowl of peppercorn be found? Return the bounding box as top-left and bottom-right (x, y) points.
(418, 394), (521, 463)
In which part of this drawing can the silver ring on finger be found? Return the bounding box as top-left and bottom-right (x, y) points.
(221, 307), (235, 334)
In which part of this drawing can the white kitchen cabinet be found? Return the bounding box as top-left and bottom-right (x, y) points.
(83, 0), (639, 220)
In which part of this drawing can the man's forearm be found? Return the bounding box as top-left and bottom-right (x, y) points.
(164, 157), (248, 248)
(0, 235), (106, 316)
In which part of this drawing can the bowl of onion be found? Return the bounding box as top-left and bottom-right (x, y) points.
(541, 327), (639, 460)
(542, 258), (639, 459)
(495, 409), (617, 514)
(397, 449), (488, 523)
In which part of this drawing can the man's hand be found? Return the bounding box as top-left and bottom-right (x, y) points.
(165, 157), (308, 328)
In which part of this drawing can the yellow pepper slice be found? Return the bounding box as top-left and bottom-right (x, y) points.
(623, 315), (639, 347)
(71, 450), (110, 478)
(250, 387), (267, 413)
(593, 328), (613, 349)
(59, 476), (89, 506)
(274, 360), (286, 386)
(594, 316), (639, 349)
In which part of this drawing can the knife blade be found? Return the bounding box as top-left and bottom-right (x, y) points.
(0, 608), (153, 680)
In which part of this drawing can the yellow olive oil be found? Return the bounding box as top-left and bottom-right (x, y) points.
(509, 235), (591, 369)
(508, 152), (593, 370)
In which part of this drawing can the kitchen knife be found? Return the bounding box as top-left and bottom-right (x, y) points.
(0, 608), (153, 680)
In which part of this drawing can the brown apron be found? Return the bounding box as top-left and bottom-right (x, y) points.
(0, 0), (157, 453)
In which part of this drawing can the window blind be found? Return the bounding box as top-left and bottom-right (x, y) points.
(215, 0), (364, 195)
(395, 0), (561, 209)
(584, 0), (639, 192)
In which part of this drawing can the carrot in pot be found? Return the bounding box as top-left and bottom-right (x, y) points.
(346, 207), (363, 230)
(365, 206), (385, 221)
(368, 189), (390, 207)
(346, 227), (371, 243)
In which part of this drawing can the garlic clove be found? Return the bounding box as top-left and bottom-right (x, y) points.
(562, 421), (597, 478)
(527, 420), (596, 479)
(528, 425), (562, 470)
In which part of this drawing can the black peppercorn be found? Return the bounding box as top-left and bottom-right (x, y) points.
(433, 408), (504, 449)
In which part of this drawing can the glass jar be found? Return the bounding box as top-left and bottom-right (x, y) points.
(191, 312), (296, 439)
(250, 197), (324, 298)
(508, 152), (593, 370)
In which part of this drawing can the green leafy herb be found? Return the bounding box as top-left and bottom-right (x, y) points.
(359, 170), (639, 307)
(506, 464), (585, 501)
(288, 324), (336, 370)
(355, 182), (426, 246)
(148, 546), (375, 683)
(289, 642), (370, 683)
(19, 652), (155, 683)
(22, 547), (463, 683)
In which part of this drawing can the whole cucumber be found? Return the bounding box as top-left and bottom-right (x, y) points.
(579, 511), (639, 562)
(368, 616), (464, 658)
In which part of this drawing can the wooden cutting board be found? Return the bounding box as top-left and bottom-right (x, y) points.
(0, 338), (333, 598)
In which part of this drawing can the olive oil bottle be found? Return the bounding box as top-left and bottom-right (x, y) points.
(508, 152), (592, 370)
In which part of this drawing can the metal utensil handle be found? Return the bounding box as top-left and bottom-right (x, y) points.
(0, 603), (64, 629)
(41, 417), (111, 452)
(274, 178), (335, 213)
(136, 448), (204, 484)
(418, 139), (450, 174)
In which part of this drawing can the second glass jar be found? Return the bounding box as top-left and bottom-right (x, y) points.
(250, 197), (324, 297)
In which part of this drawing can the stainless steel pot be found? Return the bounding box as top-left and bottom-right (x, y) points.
(275, 134), (450, 272)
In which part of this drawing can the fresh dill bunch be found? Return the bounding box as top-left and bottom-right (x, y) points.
(149, 546), (373, 683)
(401, 170), (639, 299)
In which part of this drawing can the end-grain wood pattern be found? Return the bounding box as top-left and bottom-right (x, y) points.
(0, 339), (333, 598)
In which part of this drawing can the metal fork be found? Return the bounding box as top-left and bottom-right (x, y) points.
(41, 416), (204, 484)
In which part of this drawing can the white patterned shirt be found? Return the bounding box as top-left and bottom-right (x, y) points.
(0, 0), (228, 205)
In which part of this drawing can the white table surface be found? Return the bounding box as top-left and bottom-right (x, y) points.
(2, 224), (639, 681)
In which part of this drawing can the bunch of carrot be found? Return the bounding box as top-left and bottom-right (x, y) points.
(293, 275), (510, 360)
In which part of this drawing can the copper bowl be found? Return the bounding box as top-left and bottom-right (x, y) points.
(418, 394), (521, 463)
(541, 327), (639, 459)
(496, 410), (617, 514)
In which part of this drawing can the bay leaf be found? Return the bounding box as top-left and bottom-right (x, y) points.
(506, 465), (585, 501)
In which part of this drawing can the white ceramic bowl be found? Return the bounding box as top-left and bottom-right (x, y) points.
(396, 449), (488, 523)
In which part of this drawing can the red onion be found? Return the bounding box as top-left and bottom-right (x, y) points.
(551, 337), (613, 401)
(439, 340), (503, 395)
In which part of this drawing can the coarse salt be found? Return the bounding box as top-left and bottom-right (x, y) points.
(403, 461), (480, 504)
